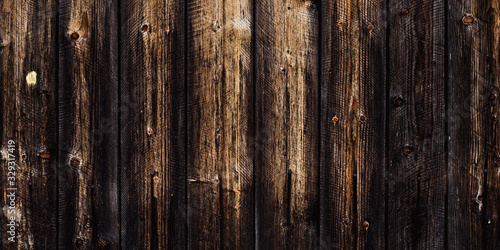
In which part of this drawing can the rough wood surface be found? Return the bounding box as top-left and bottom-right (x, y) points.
(3, 1), (500, 249)
(58, 0), (119, 248)
(320, 0), (386, 249)
(447, 1), (500, 249)
(120, 0), (186, 249)
(255, 0), (319, 249)
(186, 0), (253, 248)
(387, 0), (446, 249)
(0, 0), (58, 248)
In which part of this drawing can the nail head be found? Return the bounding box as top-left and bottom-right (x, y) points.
(462, 14), (475, 25)
(70, 32), (79, 40)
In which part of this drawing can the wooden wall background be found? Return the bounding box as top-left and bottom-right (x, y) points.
(1, 0), (500, 249)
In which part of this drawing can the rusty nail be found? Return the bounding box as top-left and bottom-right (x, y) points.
(495, 157), (500, 166)
(401, 8), (408, 15)
(478, 196), (483, 202)
(393, 97), (404, 107)
(332, 115), (339, 123)
(343, 217), (349, 224)
(70, 157), (81, 167)
(462, 14), (475, 25)
(405, 146), (413, 154)
(142, 24), (149, 31)
(338, 21), (344, 28)
(74, 238), (84, 249)
(363, 221), (370, 230)
(359, 115), (366, 122)
(490, 92), (497, 101)
(147, 127), (153, 136)
(367, 24), (374, 31)
(39, 153), (51, 159)
(70, 32), (79, 40)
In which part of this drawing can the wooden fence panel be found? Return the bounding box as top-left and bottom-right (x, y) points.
(255, 0), (319, 249)
(387, 0), (446, 249)
(4, 1), (500, 249)
(320, 0), (386, 249)
(186, 0), (253, 248)
(0, 0), (58, 248)
(58, 0), (119, 248)
(448, 0), (500, 249)
(120, 0), (186, 249)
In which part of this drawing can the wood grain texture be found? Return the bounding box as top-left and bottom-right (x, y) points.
(255, 0), (319, 249)
(387, 0), (446, 249)
(58, 0), (119, 248)
(447, 0), (500, 249)
(320, 0), (386, 249)
(120, 0), (186, 249)
(485, 1), (500, 248)
(186, 0), (254, 248)
(0, 0), (58, 248)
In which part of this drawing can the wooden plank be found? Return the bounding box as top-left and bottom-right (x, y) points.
(486, 2), (500, 248)
(448, 1), (500, 249)
(120, 0), (186, 249)
(0, 0), (58, 248)
(255, 1), (319, 249)
(58, 0), (119, 248)
(320, 0), (386, 249)
(186, 0), (253, 248)
(387, 0), (446, 249)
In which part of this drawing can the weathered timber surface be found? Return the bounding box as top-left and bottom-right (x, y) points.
(58, 0), (119, 248)
(387, 0), (446, 249)
(120, 0), (186, 249)
(320, 0), (386, 249)
(255, 0), (319, 249)
(186, 0), (254, 248)
(448, 0), (500, 249)
(0, 0), (58, 248)
(1, 1), (500, 249)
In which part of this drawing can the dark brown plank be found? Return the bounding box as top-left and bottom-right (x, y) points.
(58, 0), (119, 248)
(186, 0), (254, 248)
(320, 0), (387, 249)
(387, 0), (446, 249)
(448, 1), (500, 249)
(255, 1), (319, 249)
(0, 0), (57, 248)
(120, 0), (186, 249)
(486, 2), (500, 248)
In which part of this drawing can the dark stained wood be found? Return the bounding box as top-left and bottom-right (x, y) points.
(186, 0), (254, 248)
(255, 0), (319, 249)
(448, 0), (500, 249)
(0, 0), (58, 248)
(120, 0), (186, 249)
(486, 2), (500, 248)
(387, 0), (446, 249)
(320, 0), (386, 249)
(58, 0), (119, 248)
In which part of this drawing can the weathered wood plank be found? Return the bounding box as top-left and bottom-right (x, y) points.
(255, 0), (319, 249)
(0, 0), (58, 248)
(120, 0), (186, 248)
(448, 1), (500, 249)
(485, 2), (500, 248)
(387, 0), (446, 249)
(58, 0), (119, 248)
(320, 0), (386, 249)
(186, 0), (253, 248)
